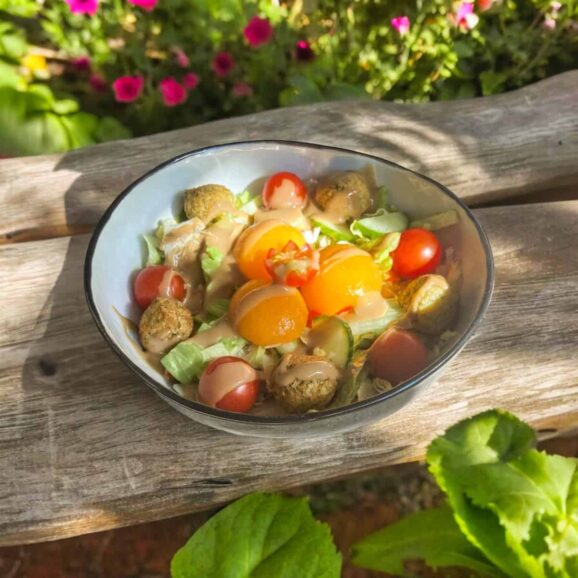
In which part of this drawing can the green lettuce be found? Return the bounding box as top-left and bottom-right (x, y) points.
(161, 337), (245, 384)
(235, 190), (262, 214)
(201, 246), (224, 279)
(142, 234), (163, 266)
(171, 493), (341, 578)
(352, 505), (505, 577)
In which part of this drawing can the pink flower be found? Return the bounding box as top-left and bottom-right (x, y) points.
(72, 56), (91, 72)
(244, 16), (273, 47)
(390, 16), (410, 36)
(159, 77), (187, 106)
(212, 52), (235, 77)
(550, 1), (562, 11)
(65, 0), (98, 16)
(295, 40), (314, 62)
(112, 76), (144, 103)
(174, 48), (189, 68)
(543, 16), (556, 30)
(128, 0), (158, 11)
(455, 2), (479, 29)
(182, 72), (199, 90)
(89, 73), (107, 92)
(232, 81), (253, 98)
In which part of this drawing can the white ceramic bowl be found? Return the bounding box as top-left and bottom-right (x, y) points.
(85, 141), (494, 438)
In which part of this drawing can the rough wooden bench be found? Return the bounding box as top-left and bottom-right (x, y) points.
(0, 70), (577, 547)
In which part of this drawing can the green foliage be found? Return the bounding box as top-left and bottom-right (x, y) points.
(0, 0), (577, 155)
(170, 493), (341, 578)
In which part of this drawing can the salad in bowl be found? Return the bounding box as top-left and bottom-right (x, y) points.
(85, 141), (493, 437)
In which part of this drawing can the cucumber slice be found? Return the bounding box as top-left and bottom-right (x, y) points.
(311, 216), (355, 242)
(347, 301), (403, 339)
(308, 316), (353, 368)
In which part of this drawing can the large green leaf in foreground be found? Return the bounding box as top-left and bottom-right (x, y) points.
(352, 504), (505, 577)
(171, 493), (341, 578)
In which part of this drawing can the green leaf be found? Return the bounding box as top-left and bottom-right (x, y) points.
(142, 234), (163, 266)
(171, 493), (341, 578)
(201, 246), (224, 279)
(352, 505), (505, 577)
(0, 0), (39, 17)
(350, 209), (408, 239)
(479, 71), (508, 96)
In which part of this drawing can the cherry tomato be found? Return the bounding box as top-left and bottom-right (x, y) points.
(391, 228), (442, 279)
(262, 172), (307, 210)
(264, 240), (319, 287)
(198, 356), (259, 413)
(367, 328), (428, 386)
(133, 265), (186, 310)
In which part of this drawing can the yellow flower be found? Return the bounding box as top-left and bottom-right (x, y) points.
(22, 54), (47, 73)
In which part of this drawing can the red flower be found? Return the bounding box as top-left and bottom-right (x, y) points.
(174, 48), (189, 68)
(89, 73), (107, 92)
(295, 40), (314, 62)
(112, 76), (144, 103)
(212, 52), (235, 77)
(159, 77), (187, 106)
(232, 81), (253, 97)
(244, 16), (273, 47)
(128, 0), (157, 11)
(72, 56), (91, 72)
(183, 72), (199, 90)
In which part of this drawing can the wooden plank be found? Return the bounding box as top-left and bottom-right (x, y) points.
(1, 71), (577, 243)
(0, 200), (576, 545)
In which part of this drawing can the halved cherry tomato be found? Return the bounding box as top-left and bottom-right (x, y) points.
(198, 356), (259, 413)
(367, 328), (429, 386)
(262, 172), (307, 209)
(391, 228), (442, 279)
(264, 240), (320, 287)
(133, 265), (186, 310)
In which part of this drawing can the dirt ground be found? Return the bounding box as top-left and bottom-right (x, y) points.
(1, 436), (575, 578)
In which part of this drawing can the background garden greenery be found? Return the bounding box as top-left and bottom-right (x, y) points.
(0, 0), (576, 156)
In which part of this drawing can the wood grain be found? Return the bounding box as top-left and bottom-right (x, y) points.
(0, 200), (576, 545)
(1, 71), (577, 242)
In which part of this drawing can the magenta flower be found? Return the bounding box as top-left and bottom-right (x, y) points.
(128, 0), (158, 11)
(182, 72), (199, 90)
(174, 48), (189, 68)
(295, 40), (314, 62)
(112, 76), (144, 103)
(543, 16), (556, 30)
(72, 56), (91, 72)
(212, 52), (235, 77)
(390, 16), (410, 36)
(455, 2), (479, 29)
(159, 77), (187, 106)
(65, 0), (98, 16)
(244, 16), (273, 47)
(89, 73), (107, 92)
(550, 1), (562, 11)
(232, 81), (253, 98)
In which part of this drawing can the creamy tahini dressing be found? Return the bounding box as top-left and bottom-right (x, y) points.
(200, 360), (257, 407)
(274, 356), (339, 386)
(186, 318), (237, 348)
(239, 219), (287, 256)
(343, 291), (389, 323)
(253, 208), (310, 230)
(161, 218), (205, 278)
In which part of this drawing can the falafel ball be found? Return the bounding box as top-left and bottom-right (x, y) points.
(183, 184), (235, 224)
(398, 274), (457, 334)
(139, 297), (193, 354)
(268, 353), (339, 413)
(314, 171), (372, 221)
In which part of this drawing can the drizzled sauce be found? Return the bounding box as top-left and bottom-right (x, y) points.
(273, 355), (339, 386)
(200, 360), (257, 408)
(186, 318), (237, 348)
(347, 291), (389, 321)
(253, 208), (310, 230)
(233, 284), (296, 326)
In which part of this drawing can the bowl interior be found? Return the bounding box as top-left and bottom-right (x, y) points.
(87, 141), (491, 419)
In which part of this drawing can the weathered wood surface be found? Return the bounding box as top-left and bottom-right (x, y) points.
(1, 71), (577, 243)
(0, 200), (577, 546)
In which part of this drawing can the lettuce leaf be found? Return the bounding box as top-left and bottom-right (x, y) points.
(201, 246), (224, 279)
(352, 505), (505, 577)
(171, 493), (341, 578)
(142, 234), (163, 266)
(161, 337), (246, 384)
(235, 190), (262, 214)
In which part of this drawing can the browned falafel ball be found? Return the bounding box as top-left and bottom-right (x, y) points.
(268, 353), (339, 413)
(139, 297), (193, 354)
(183, 184), (235, 224)
(314, 171), (372, 220)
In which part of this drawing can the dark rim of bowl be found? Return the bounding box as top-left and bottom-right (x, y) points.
(84, 139), (495, 425)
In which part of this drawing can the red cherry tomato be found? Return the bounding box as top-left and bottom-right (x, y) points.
(198, 356), (259, 413)
(262, 172), (307, 209)
(391, 228), (442, 279)
(367, 328), (429, 386)
(133, 265), (186, 310)
(264, 240), (319, 287)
